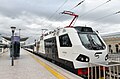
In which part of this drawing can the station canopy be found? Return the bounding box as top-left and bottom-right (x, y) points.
(2, 36), (28, 42)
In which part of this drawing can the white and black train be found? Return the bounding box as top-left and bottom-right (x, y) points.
(24, 26), (108, 78)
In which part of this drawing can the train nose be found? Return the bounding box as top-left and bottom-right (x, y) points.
(94, 52), (102, 59)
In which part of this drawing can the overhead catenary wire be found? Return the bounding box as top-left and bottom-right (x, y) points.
(71, 0), (85, 10)
(79, 0), (112, 18)
(55, 0), (111, 26)
(48, 0), (68, 20)
(48, 0), (112, 29)
(61, 0), (85, 26)
(54, 0), (85, 23)
(86, 10), (120, 25)
(46, 0), (86, 28)
(46, 0), (69, 29)
(54, 15), (64, 22)
(43, 0), (85, 29)
(95, 10), (120, 21)
(95, 13), (117, 21)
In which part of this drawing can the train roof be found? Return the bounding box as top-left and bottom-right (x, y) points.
(73, 26), (93, 33)
(42, 26), (94, 39)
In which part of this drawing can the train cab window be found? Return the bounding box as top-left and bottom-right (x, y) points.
(59, 34), (72, 47)
(79, 33), (105, 50)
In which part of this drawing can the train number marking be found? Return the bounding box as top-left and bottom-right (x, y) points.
(94, 52), (102, 59)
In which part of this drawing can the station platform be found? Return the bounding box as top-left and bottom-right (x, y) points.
(0, 49), (82, 79)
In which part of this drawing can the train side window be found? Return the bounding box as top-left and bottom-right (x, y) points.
(59, 34), (72, 47)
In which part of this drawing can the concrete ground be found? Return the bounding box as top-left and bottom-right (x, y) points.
(0, 49), (82, 79)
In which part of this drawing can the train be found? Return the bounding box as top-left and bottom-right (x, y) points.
(23, 11), (108, 78)
(23, 26), (108, 78)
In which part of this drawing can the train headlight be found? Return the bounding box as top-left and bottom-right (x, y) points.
(105, 54), (108, 61)
(76, 54), (90, 62)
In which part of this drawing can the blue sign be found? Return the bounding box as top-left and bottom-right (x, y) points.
(11, 36), (20, 42)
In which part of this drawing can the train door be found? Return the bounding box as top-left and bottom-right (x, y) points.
(44, 37), (58, 60)
(58, 34), (72, 59)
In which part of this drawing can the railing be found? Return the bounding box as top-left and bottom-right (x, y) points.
(108, 53), (120, 62)
(88, 62), (120, 79)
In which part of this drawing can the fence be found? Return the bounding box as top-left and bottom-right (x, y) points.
(88, 61), (120, 79)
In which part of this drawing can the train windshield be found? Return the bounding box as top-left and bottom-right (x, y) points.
(78, 33), (105, 50)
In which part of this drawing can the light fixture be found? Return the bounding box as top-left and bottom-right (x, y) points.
(11, 26), (16, 32)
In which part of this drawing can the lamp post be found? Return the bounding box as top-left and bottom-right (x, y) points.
(11, 27), (16, 37)
(19, 29), (21, 37)
(11, 26), (16, 66)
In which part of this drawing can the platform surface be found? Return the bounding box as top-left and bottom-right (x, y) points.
(0, 49), (82, 79)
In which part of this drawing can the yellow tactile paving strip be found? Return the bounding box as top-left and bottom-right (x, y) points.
(29, 53), (69, 79)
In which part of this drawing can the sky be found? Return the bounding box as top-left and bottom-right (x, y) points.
(0, 0), (120, 43)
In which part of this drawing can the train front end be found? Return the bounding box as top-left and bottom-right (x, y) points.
(72, 26), (108, 78)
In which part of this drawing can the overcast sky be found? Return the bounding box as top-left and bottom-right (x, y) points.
(0, 0), (120, 43)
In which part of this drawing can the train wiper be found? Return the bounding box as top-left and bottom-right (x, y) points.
(91, 39), (103, 49)
(84, 44), (93, 50)
(87, 34), (103, 50)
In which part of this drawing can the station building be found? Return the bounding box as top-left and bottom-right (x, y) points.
(0, 36), (9, 53)
(102, 32), (120, 53)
